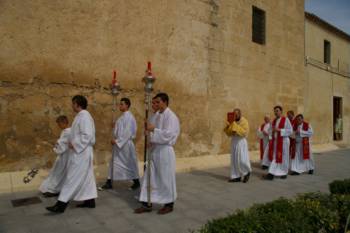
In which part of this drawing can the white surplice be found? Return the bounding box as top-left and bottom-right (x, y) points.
(109, 111), (139, 180)
(230, 135), (252, 179)
(139, 107), (180, 204)
(58, 110), (97, 202)
(257, 123), (272, 167)
(149, 111), (159, 125)
(39, 128), (71, 193)
(290, 123), (315, 173)
(268, 117), (293, 176)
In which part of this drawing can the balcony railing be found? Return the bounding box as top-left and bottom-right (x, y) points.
(305, 56), (350, 78)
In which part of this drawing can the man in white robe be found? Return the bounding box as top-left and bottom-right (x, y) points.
(46, 95), (97, 213)
(100, 98), (140, 190)
(264, 106), (293, 180)
(39, 115), (71, 197)
(135, 92), (180, 215)
(257, 115), (272, 170)
(224, 108), (252, 183)
(290, 114), (315, 175)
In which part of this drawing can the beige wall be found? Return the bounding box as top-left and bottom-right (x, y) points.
(304, 19), (350, 145)
(0, 0), (306, 171)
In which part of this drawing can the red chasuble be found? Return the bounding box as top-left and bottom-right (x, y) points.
(268, 117), (286, 163)
(291, 122), (310, 160)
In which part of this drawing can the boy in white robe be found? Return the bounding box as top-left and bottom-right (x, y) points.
(150, 96), (160, 125)
(100, 98), (140, 190)
(224, 108), (252, 183)
(135, 92), (180, 215)
(264, 106), (293, 180)
(39, 115), (71, 197)
(290, 114), (315, 175)
(257, 115), (272, 170)
(46, 95), (97, 213)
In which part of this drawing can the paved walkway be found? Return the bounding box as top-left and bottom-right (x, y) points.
(0, 149), (349, 233)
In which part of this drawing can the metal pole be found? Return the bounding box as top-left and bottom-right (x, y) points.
(142, 62), (155, 207)
(143, 97), (148, 172)
(110, 72), (121, 188)
(145, 93), (151, 206)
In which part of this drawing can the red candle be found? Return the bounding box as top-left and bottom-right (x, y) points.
(147, 61), (153, 76)
(112, 70), (117, 85)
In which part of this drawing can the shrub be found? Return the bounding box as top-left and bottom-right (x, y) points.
(329, 179), (350, 195)
(195, 191), (350, 233)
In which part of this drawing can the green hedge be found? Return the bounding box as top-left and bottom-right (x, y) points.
(329, 179), (350, 195)
(194, 180), (350, 233)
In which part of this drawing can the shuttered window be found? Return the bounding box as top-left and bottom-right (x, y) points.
(324, 40), (331, 64)
(252, 6), (266, 45)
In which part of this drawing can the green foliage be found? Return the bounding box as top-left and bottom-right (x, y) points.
(329, 179), (350, 195)
(194, 179), (350, 233)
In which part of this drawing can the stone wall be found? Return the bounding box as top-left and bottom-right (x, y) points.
(0, 0), (306, 172)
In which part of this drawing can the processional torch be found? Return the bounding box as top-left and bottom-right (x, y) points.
(110, 70), (121, 187)
(142, 61), (155, 207)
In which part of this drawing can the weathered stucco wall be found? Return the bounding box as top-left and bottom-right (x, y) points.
(0, 0), (307, 172)
(304, 19), (350, 145)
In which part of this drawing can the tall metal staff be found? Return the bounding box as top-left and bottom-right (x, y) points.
(142, 61), (155, 207)
(110, 70), (121, 188)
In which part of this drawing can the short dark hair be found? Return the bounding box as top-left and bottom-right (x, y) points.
(274, 105), (283, 111)
(56, 115), (69, 124)
(287, 110), (295, 116)
(233, 108), (241, 114)
(155, 92), (169, 106)
(72, 95), (88, 109)
(121, 97), (131, 108)
(296, 114), (304, 119)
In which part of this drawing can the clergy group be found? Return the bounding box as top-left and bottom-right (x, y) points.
(224, 105), (314, 184)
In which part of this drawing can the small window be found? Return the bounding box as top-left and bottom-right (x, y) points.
(324, 40), (331, 64)
(252, 6), (266, 45)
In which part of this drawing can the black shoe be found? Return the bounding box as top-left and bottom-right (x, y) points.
(46, 201), (67, 213)
(134, 206), (152, 214)
(77, 199), (95, 208)
(290, 171), (300, 176)
(261, 165), (268, 170)
(263, 173), (274, 180)
(308, 170), (314, 175)
(43, 192), (59, 198)
(228, 177), (241, 182)
(280, 175), (287, 179)
(157, 206), (173, 215)
(243, 173), (250, 183)
(99, 180), (112, 190)
(130, 180), (140, 190)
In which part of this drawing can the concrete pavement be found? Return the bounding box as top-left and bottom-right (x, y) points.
(0, 148), (349, 233)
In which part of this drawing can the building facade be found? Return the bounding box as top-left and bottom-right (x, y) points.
(0, 0), (348, 172)
(304, 12), (350, 145)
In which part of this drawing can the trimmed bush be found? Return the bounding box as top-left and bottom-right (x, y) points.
(194, 179), (350, 233)
(195, 196), (342, 233)
(329, 179), (350, 195)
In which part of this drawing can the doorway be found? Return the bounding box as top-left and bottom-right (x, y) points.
(333, 96), (343, 141)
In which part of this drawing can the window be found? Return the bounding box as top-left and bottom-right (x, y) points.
(252, 6), (266, 45)
(324, 40), (331, 64)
